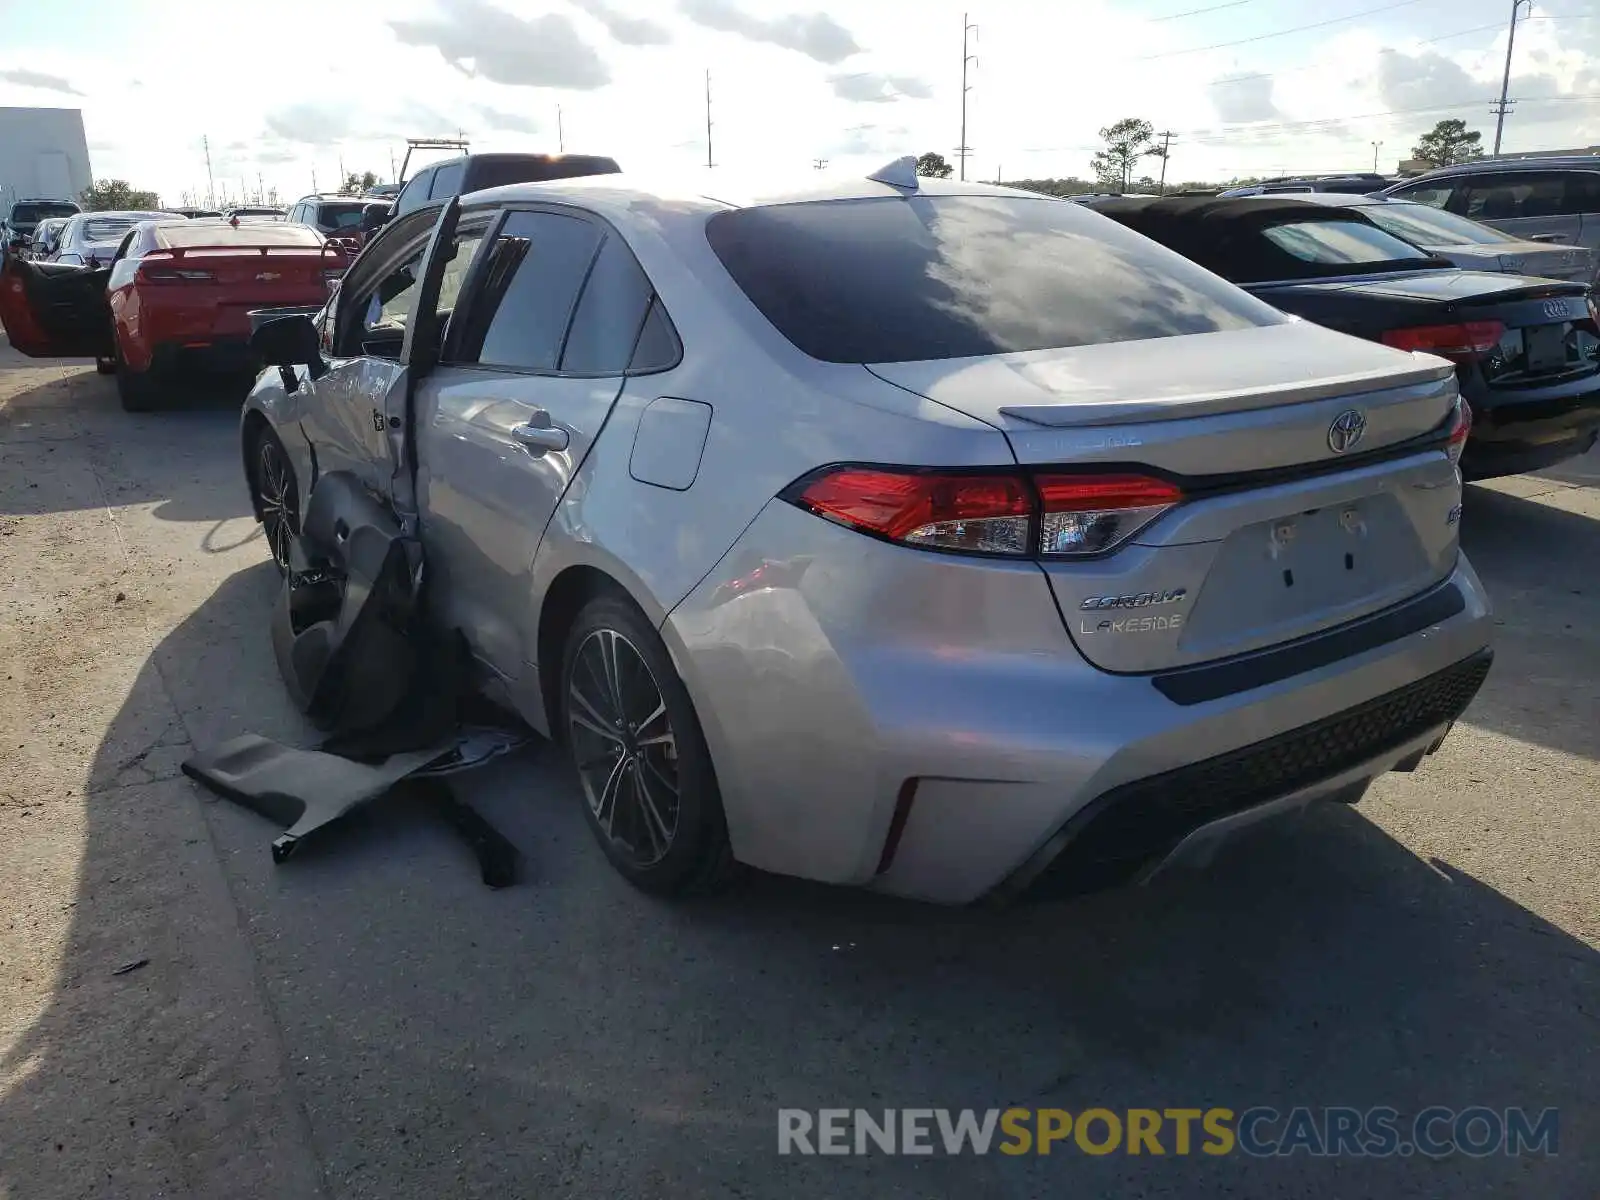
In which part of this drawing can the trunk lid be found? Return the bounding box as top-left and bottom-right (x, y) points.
(869, 321), (1464, 675)
(142, 246), (342, 332)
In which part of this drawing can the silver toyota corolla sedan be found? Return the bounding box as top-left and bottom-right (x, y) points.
(237, 163), (1494, 904)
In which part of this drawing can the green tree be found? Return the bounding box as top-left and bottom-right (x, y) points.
(916, 151), (954, 179)
(79, 179), (162, 211)
(340, 171), (380, 196)
(1412, 120), (1484, 168)
(1090, 117), (1155, 193)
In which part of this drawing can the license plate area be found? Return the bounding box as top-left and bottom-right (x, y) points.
(1524, 324), (1569, 373)
(1179, 494), (1430, 659)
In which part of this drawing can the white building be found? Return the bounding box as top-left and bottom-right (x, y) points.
(0, 107), (93, 210)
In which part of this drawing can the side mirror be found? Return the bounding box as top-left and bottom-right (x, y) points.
(361, 204), (389, 233)
(250, 313), (324, 375)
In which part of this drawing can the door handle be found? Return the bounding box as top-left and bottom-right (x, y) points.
(511, 419), (569, 455)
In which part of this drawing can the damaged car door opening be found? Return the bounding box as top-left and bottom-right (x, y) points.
(188, 176), (1502, 904)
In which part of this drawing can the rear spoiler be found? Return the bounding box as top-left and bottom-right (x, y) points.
(153, 244), (348, 259)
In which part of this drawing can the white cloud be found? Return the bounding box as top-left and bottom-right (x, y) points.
(389, 0), (611, 89)
(568, 0), (673, 46)
(678, 0), (861, 64)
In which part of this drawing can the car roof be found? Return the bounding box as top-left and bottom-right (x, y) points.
(1400, 155), (1600, 181)
(456, 170), (1045, 224)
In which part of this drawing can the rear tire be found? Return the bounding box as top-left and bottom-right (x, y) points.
(95, 356), (115, 376)
(559, 593), (735, 896)
(114, 345), (158, 413)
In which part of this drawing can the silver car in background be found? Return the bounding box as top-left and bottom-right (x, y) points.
(1384, 156), (1600, 281)
(239, 167), (1494, 904)
(1291, 193), (1597, 283)
(49, 210), (178, 267)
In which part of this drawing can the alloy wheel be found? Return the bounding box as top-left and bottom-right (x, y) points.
(567, 628), (681, 867)
(256, 437), (298, 571)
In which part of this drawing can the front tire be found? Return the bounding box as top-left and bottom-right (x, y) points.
(95, 356), (115, 375)
(250, 426), (300, 575)
(560, 594), (734, 896)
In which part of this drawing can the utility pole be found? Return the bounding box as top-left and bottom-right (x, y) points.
(705, 70), (714, 168)
(258, 172), (264, 204)
(389, 148), (398, 183)
(1492, 0), (1532, 155)
(202, 135), (216, 210)
(557, 104), (565, 153)
(338, 155), (347, 192)
(1154, 130), (1176, 195)
(311, 166), (318, 194)
(1371, 140), (1383, 172)
(957, 13), (978, 181)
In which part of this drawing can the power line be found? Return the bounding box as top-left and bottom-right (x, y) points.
(1148, 0), (1254, 22)
(1137, 0), (1432, 60)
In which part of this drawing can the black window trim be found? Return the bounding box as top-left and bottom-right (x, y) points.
(331, 206), (449, 358)
(439, 200), (683, 381)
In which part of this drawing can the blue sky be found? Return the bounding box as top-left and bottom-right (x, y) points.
(1, 0), (1596, 205)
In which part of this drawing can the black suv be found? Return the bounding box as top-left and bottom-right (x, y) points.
(391, 153), (621, 219)
(4, 198), (81, 247)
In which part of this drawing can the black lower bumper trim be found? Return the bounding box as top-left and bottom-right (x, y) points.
(1008, 649), (1493, 902)
(1153, 581), (1466, 706)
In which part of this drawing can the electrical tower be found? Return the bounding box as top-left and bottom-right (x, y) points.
(1153, 130), (1177, 195)
(705, 70), (715, 168)
(1492, 0), (1532, 154)
(956, 14), (978, 181)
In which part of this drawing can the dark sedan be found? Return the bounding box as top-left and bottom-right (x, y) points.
(1089, 196), (1600, 479)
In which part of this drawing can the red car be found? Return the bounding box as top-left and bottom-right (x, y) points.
(0, 218), (346, 410)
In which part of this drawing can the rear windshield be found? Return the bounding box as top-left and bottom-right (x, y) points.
(315, 202), (367, 229)
(1356, 203), (1514, 247)
(83, 217), (143, 242)
(705, 195), (1285, 364)
(1261, 220), (1434, 266)
(465, 156), (622, 192)
(157, 222), (324, 248)
(12, 201), (79, 223)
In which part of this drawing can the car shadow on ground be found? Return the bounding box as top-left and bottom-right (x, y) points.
(0, 364), (259, 532)
(1459, 482), (1598, 763)
(2, 552), (1595, 1198)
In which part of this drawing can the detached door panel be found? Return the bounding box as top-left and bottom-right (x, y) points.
(0, 254), (112, 357)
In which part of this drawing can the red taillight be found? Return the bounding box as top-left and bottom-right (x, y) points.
(785, 467), (1181, 558)
(792, 468), (1034, 555)
(1036, 473), (1184, 556)
(138, 265), (216, 284)
(1445, 395), (1472, 467)
(1381, 320), (1505, 362)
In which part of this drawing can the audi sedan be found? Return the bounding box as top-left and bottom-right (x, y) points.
(175, 169), (1501, 901)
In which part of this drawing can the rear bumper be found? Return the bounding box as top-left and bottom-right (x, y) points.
(148, 338), (255, 375)
(663, 501), (1495, 905)
(1461, 368), (1600, 478)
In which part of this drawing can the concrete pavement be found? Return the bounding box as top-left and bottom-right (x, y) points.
(0, 345), (1595, 1198)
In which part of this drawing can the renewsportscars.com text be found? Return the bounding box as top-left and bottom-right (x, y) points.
(777, 1106), (1558, 1158)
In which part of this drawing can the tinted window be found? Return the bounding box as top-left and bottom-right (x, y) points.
(629, 299), (681, 372)
(395, 169), (433, 215)
(83, 217), (142, 243)
(458, 211), (602, 370)
(1260, 220), (1434, 265)
(12, 201), (78, 223)
(1388, 183), (1454, 210)
(1461, 173), (1568, 221)
(430, 161), (465, 200)
(560, 235), (654, 374)
(1563, 171), (1600, 214)
(1358, 203), (1513, 247)
(318, 202), (367, 230)
(706, 195), (1284, 364)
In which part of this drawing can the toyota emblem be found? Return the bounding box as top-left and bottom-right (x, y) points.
(1327, 409), (1366, 454)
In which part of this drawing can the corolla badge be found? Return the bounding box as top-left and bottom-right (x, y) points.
(1327, 409), (1366, 454)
